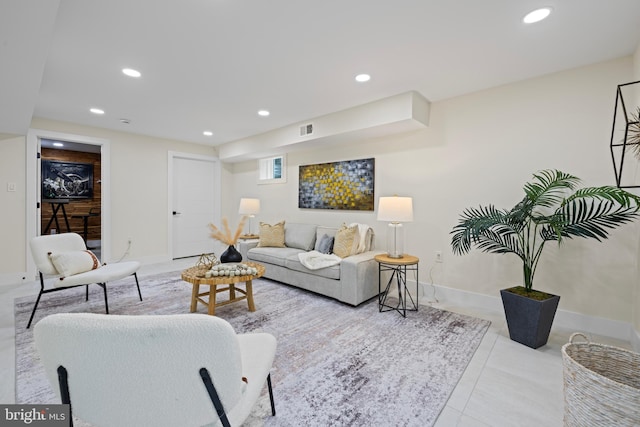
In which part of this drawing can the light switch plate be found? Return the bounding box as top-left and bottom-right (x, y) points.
(7, 182), (16, 192)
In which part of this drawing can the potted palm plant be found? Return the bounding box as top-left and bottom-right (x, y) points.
(451, 169), (640, 348)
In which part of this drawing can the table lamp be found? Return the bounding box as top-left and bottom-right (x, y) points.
(238, 198), (260, 238)
(377, 196), (413, 258)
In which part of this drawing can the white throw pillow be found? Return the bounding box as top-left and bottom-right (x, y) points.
(49, 250), (100, 277)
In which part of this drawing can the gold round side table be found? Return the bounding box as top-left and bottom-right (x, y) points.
(374, 254), (419, 317)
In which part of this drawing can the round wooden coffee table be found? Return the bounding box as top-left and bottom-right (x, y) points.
(181, 262), (265, 316)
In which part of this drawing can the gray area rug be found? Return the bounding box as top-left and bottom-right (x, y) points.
(15, 271), (490, 426)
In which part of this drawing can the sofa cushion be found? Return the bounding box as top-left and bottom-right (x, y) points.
(247, 247), (305, 267)
(333, 224), (359, 258)
(284, 254), (340, 280)
(257, 221), (285, 247)
(284, 223), (317, 251)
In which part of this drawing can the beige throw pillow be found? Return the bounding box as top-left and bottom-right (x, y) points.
(257, 221), (286, 247)
(333, 224), (358, 258)
(49, 250), (100, 277)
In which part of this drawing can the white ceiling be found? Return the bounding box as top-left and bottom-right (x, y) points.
(2, 0), (640, 150)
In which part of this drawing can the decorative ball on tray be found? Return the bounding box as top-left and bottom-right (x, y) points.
(204, 263), (259, 278)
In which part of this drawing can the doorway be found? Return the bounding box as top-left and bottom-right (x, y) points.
(168, 152), (220, 259)
(40, 140), (102, 256)
(26, 129), (111, 279)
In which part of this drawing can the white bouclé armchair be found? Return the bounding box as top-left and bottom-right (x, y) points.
(28, 232), (142, 328)
(34, 313), (277, 427)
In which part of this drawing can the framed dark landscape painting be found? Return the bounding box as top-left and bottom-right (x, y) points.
(41, 160), (93, 200)
(299, 158), (374, 210)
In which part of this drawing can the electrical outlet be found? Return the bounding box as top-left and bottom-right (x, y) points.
(435, 251), (443, 263)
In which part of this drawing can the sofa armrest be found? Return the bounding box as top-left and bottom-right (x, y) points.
(339, 250), (385, 305)
(341, 250), (381, 265)
(238, 239), (260, 260)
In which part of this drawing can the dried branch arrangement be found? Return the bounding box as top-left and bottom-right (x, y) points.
(208, 216), (247, 245)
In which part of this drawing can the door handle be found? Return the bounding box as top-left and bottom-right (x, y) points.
(173, 211), (182, 216)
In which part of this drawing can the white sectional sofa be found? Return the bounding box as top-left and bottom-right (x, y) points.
(237, 223), (382, 306)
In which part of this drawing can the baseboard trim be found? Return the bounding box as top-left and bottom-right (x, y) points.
(553, 307), (633, 342)
(423, 282), (637, 343)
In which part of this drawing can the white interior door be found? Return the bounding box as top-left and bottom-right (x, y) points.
(172, 156), (218, 258)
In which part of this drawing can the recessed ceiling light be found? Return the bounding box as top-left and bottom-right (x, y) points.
(523, 7), (552, 24)
(258, 110), (270, 117)
(355, 74), (371, 82)
(90, 108), (105, 115)
(203, 131), (213, 136)
(122, 68), (141, 78)
(53, 142), (64, 147)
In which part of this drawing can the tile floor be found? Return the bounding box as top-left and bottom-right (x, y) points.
(0, 258), (631, 426)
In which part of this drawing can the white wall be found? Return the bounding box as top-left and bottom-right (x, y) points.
(0, 118), (217, 284)
(437, 56), (636, 324)
(0, 136), (27, 283)
(230, 56), (638, 325)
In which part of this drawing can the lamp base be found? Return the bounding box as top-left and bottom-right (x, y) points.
(386, 252), (405, 259)
(386, 223), (404, 258)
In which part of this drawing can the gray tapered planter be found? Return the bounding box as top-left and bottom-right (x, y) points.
(500, 287), (560, 349)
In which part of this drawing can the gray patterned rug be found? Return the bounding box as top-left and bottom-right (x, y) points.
(15, 271), (490, 426)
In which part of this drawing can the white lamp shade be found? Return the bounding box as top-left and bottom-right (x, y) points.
(238, 198), (260, 216)
(377, 196), (413, 222)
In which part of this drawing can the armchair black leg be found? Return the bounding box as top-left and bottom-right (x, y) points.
(267, 373), (276, 416)
(85, 285), (89, 301)
(26, 289), (43, 329)
(57, 366), (74, 427)
(133, 272), (142, 301)
(26, 272), (112, 328)
(98, 283), (109, 314)
(200, 368), (231, 427)
(27, 272), (46, 329)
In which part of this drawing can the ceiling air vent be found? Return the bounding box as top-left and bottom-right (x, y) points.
(300, 123), (313, 136)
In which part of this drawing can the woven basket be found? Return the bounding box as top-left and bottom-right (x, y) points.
(562, 333), (640, 426)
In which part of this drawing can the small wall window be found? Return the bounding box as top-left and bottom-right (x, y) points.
(258, 155), (287, 184)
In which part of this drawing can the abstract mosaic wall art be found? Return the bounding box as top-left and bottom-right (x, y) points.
(299, 158), (374, 210)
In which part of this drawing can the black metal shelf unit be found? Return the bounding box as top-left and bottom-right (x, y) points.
(610, 80), (640, 188)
